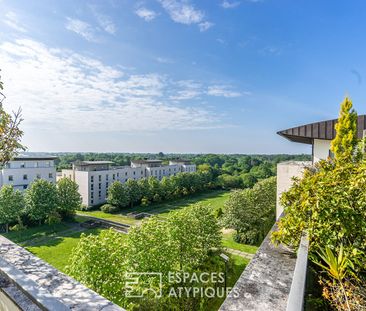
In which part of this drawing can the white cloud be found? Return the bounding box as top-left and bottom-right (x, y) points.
(170, 80), (202, 100)
(95, 13), (116, 34)
(198, 21), (214, 32)
(158, 0), (204, 24)
(259, 46), (282, 56)
(221, 1), (241, 9)
(157, 0), (213, 31)
(65, 18), (97, 42)
(0, 39), (218, 133)
(135, 7), (158, 21)
(156, 57), (174, 64)
(3, 11), (27, 33)
(207, 85), (247, 98)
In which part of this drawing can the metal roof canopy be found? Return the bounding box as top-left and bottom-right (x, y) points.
(277, 115), (366, 145)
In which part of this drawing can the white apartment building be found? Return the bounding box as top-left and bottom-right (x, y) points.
(62, 159), (196, 207)
(0, 155), (57, 191)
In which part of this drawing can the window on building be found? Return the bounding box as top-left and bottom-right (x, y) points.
(106, 175), (109, 180)
(23, 174), (28, 180)
(106, 182), (109, 188)
(113, 174), (115, 180)
(49, 173), (53, 178)
(99, 175), (101, 181)
(8, 175), (13, 181)
(98, 191), (101, 198)
(36, 174), (41, 179)
(133, 171), (136, 175)
(20, 162), (25, 168)
(23, 185), (27, 190)
(99, 183), (101, 190)
(34, 162), (38, 168)
(125, 178), (127, 182)
(91, 192), (94, 198)
(91, 176), (94, 182)
(125, 172), (128, 176)
(117, 173), (119, 177)
(91, 199), (94, 204)
(141, 170), (143, 175)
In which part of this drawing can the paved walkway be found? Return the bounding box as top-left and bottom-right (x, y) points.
(224, 247), (255, 260)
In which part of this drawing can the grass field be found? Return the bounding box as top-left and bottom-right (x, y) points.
(78, 189), (231, 225)
(26, 228), (105, 272)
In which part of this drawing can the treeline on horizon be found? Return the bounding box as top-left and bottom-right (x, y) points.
(44, 152), (311, 171)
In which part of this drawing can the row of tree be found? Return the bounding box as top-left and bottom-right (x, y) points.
(67, 204), (223, 310)
(105, 171), (215, 211)
(0, 178), (82, 231)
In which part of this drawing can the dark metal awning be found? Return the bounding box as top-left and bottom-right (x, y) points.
(277, 115), (366, 145)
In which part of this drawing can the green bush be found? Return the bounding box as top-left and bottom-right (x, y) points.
(78, 204), (91, 211)
(45, 211), (62, 225)
(10, 223), (27, 232)
(100, 204), (120, 214)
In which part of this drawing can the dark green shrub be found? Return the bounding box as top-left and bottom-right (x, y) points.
(101, 204), (120, 214)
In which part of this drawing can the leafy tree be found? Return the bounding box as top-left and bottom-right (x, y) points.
(24, 179), (58, 224)
(240, 173), (257, 188)
(57, 177), (82, 218)
(0, 73), (25, 166)
(107, 181), (129, 209)
(330, 97), (358, 162)
(67, 229), (128, 306)
(170, 203), (221, 269)
(217, 174), (242, 189)
(0, 185), (24, 232)
(223, 177), (276, 245)
(126, 217), (177, 275)
(125, 179), (141, 208)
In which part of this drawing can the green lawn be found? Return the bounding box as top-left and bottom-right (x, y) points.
(3, 222), (72, 244)
(77, 210), (140, 225)
(222, 230), (258, 254)
(78, 190), (231, 225)
(26, 228), (107, 272)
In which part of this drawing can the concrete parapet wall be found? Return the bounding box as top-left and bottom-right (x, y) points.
(276, 161), (312, 219)
(0, 235), (124, 310)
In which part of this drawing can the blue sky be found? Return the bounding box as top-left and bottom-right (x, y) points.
(1, 0), (365, 154)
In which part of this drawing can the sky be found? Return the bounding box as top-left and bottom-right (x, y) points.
(1, 0), (366, 154)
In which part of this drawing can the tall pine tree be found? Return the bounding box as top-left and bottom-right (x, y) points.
(330, 97), (358, 162)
